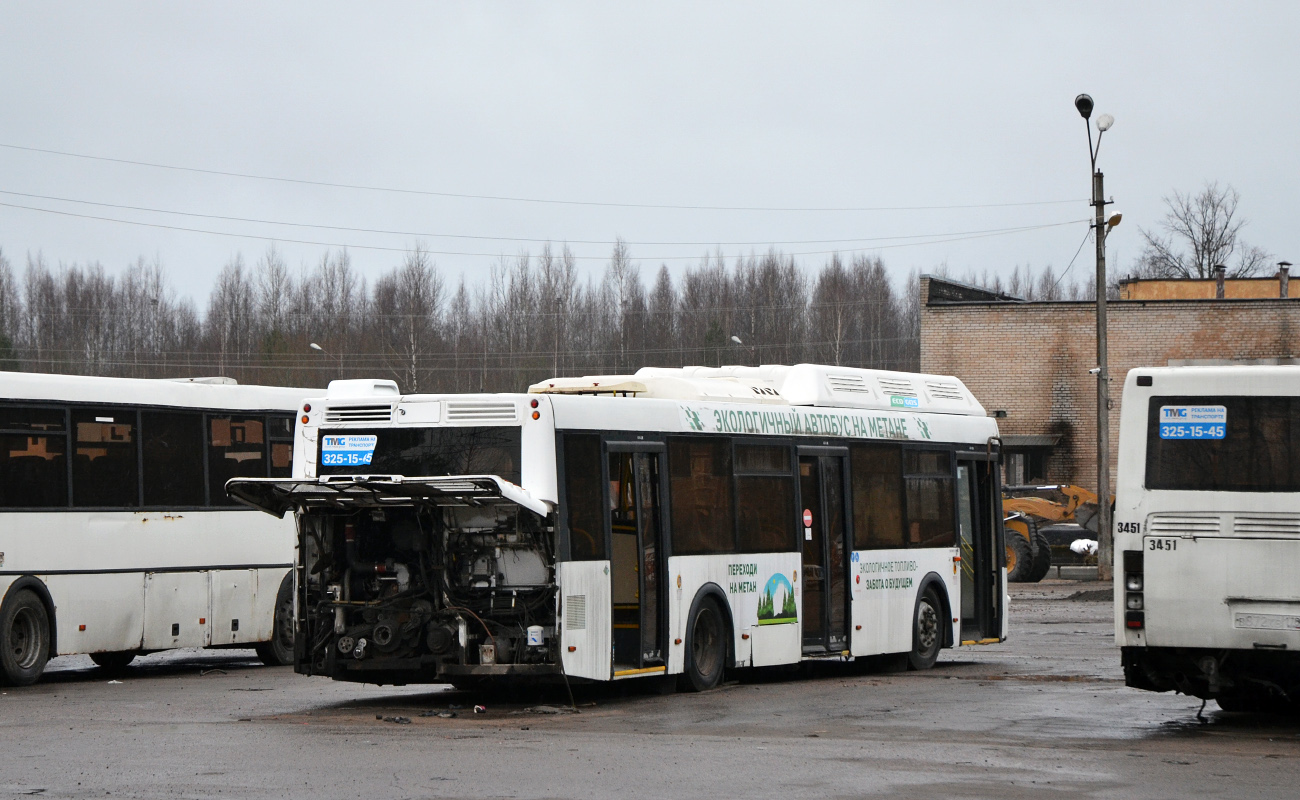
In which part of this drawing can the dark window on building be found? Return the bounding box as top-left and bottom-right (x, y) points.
(0, 406), (67, 508)
(564, 433), (606, 560)
(268, 415), (295, 478)
(1146, 396), (1300, 492)
(208, 416), (266, 506)
(668, 437), (735, 555)
(72, 408), (139, 507)
(904, 449), (954, 548)
(735, 444), (796, 553)
(851, 443), (906, 549)
(142, 411), (205, 506)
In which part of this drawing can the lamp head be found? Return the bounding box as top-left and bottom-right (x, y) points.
(730, 335), (744, 345)
(1107, 212), (1122, 229)
(309, 342), (323, 352)
(1096, 113), (1114, 132)
(1074, 94), (1094, 119)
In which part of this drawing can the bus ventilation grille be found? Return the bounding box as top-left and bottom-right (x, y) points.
(925, 381), (965, 401)
(1233, 516), (1300, 536)
(446, 401), (518, 422)
(324, 404), (394, 423)
(1148, 514), (1220, 535)
(877, 378), (917, 398)
(564, 595), (587, 631)
(827, 374), (871, 394)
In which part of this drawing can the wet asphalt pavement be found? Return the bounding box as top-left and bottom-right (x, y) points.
(3, 581), (1298, 799)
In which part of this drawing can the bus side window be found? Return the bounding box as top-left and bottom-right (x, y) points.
(668, 438), (735, 555)
(734, 443), (795, 553)
(208, 416), (266, 506)
(141, 411), (205, 506)
(268, 415), (295, 478)
(0, 405), (68, 508)
(903, 449), (955, 548)
(71, 408), (139, 508)
(564, 433), (606, 560)
(850, 443), (906, 549)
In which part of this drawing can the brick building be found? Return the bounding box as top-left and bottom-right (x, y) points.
(918, 273), (1300, 491)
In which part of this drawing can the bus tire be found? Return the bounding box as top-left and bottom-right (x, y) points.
(1, 589), (51, 686)
(679, 594), (727, 692)
(1025, 529), (1053, 583)
(907, 587), (943, 671)
(255, 573), (295, 667)
(90, 651), (137, 673)
(1006, 530), (1034, 582)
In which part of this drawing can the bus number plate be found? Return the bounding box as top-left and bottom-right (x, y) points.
(1147, 537), (1178, 552)
(321, 434), (377, 466)
(1117, 521), (1141, 534)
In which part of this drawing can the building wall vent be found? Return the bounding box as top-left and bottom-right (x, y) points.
(324, 404), (394, 423)
(446, 400), (518, 423)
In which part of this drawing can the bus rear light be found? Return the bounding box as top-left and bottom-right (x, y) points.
(303, 403), (311, 412)
(532, 411), (540, 420)
(1125, 574), (1143, 592)
(301, 415), (309, 424)
(1125, 611), (1144, 629)
(530, 399), (538, 408)
(1125, 593), (1143, 611)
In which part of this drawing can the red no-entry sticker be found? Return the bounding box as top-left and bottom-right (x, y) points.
(803, 508), (813, 527)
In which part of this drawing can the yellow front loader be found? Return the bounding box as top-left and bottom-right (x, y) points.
(1002, 484), (1102, 582)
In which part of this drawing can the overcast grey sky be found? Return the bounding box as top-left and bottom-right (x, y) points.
(1, 3), (1297, 300)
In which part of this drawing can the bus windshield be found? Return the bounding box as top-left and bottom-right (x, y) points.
(317, 426), (522, 484)
(1145, 395), (1300, 492)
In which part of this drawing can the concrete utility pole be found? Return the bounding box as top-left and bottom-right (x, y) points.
(1075, 93), (1119, 581)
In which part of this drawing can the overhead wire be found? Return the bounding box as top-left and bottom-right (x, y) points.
(0, 142), (1085, 213)
(0, 199), (1088, 260)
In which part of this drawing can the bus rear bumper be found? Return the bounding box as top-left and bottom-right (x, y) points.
(1122, 645), (1300, 702)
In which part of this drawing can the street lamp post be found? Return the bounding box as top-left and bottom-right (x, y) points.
(1075, 93), (1120, 581)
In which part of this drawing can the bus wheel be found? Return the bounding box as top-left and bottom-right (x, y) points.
(90, 651), (136, 673)
(1006, 533), (1033, 582)
(1, 589), (51, 686)
(255, 574), (295, 667)
(907, 587), (942, 671)
(680, 595), (726, 692)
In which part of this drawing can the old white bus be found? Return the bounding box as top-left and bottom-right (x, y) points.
(229, 364), (1007, 689)
(0, 372), (314, 685)
(1115, 366), (1300, 712)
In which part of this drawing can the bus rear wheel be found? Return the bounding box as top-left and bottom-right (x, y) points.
(907, 587), (943, 671)
(1, 589), (51, 686)
(680, 595), (726, 692)
(255, 574), (295, 667)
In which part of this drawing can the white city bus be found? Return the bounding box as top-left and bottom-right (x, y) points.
(229, 364), (1007, 690)
(0, 371), (315, 685)
(1115, 366), (1300, 712)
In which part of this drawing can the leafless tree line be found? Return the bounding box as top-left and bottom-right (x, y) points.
(0, 243), (922, 393)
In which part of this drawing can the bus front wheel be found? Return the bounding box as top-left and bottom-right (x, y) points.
(680, 595), (727, 692)
(907, 587), (942, 671)
(1, 589), (51, 686)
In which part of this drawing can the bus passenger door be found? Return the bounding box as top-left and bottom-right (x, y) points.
(799, 451), (850, 654)
(957, 456), (1003, 642)
(607, 445), (667, 673)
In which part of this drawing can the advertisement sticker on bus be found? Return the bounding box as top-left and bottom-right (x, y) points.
(320, 434), (378, 466)
(1158, 405), (1226, 440)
